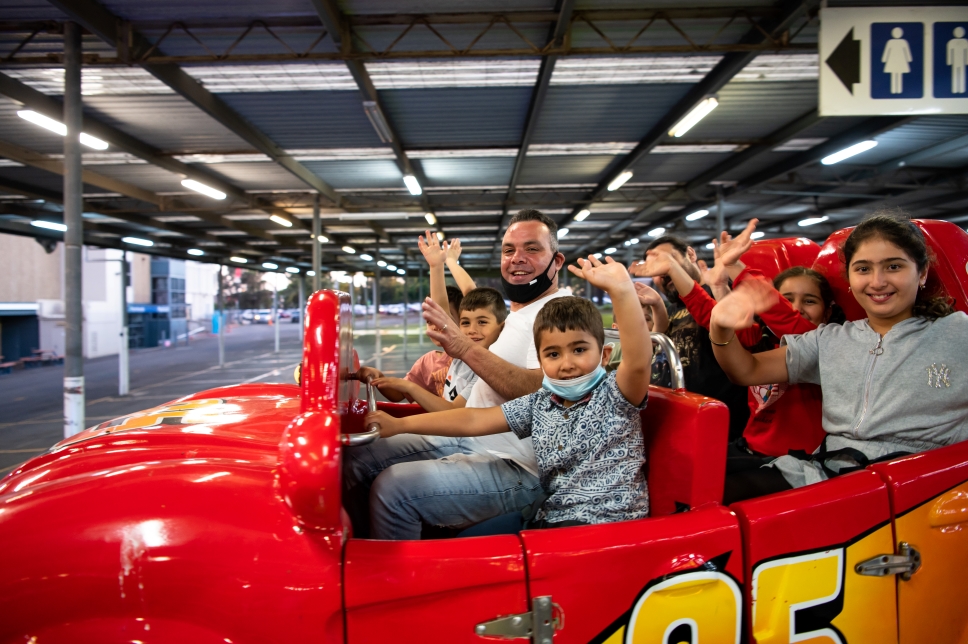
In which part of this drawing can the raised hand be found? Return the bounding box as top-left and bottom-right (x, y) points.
(633, 281), (663, 307)
(423, 297), (473, 359)
(635, 250), (675, 278)
(710, 276), (778, 331)
(567, 255), (633, 293)
(713, 218), (759, 268)
(417, 229), (447, 268)
(444, 238), (462, 263)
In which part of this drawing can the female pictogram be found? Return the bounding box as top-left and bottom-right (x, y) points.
(882, 27), (913, 94)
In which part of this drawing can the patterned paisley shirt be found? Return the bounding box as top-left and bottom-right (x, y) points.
(500, 371), (649, 525)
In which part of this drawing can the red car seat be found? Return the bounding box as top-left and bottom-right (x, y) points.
(740, 237), (822, 282)
(813, 219), (968, 322)
(642, 387), (729, 516)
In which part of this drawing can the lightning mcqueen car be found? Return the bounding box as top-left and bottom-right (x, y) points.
(2, 221), (967, 644)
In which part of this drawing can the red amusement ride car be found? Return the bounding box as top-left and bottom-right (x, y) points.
(1, 221), (967, 644)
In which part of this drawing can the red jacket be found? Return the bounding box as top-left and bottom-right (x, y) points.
(678, 268), (826, 457)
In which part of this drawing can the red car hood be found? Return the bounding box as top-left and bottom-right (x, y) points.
(0, 383), (304, 498)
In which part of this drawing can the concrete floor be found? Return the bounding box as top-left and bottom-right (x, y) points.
(0, 317), (429, 475)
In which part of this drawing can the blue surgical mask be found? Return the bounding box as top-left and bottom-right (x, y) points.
(542, 362), (607, 401)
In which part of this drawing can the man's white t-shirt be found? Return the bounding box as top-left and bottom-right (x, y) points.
(465, 290), (570, 477)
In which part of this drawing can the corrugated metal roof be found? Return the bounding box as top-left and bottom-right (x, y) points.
(418, 157), (514, 186)
(302, 159), (404, 189)
(681, 81), (819, 140)
(381, 87), (532, 148)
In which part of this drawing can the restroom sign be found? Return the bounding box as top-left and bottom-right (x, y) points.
(820, 7), (968, 115)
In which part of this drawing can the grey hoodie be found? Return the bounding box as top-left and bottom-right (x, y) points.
(771, 312), (968, 488)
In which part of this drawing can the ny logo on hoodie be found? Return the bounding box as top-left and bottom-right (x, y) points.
(926, 363), (951, 388)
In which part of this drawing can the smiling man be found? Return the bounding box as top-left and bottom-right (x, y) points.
(343, 209), (570, 540)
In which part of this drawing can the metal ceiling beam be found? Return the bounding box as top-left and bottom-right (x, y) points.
(0, 136), (292, 247)
(45, 0), (343, 209)
(570, 115), (911, 257)
(562, 0), (818, 227)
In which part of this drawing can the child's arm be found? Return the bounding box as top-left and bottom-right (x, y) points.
(709, 278), (790, 387)
(358, 366), (406, 402)
(444, 239), (478, 295)
(679, 279), (764, 348)
(569, 256), (651, 405)
(371, 376), (466, 412)
(366, 405), (509, 438)
(634, 282), (669, 334)
(418, 230), (452, 320)
(734, 267), (817, 336)
(711, 218), (758, 282)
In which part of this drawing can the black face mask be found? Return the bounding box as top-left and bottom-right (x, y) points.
(501, 254), (560, 304)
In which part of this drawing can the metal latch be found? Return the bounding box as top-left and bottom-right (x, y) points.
(855, 542), (921, 580)
(475, 596), (564, 643)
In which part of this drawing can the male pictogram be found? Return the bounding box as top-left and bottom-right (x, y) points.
(948, 26), (968, 94)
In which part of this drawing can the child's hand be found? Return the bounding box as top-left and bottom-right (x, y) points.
(637, 250), (675, 278)
(444, 238), (462, 264)
(712, 218), (758, 268)
(357, 366), (384, 383)
(418, 229), (447, 268)
(634, 282), (663, 307)
(365, 410), (401, 438)
(710, 277), (777, 330)
(370, 376), (412, 395)
(568, 255), (633, 294)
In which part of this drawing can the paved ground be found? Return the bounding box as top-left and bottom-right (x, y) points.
(0, 317), (428, 475)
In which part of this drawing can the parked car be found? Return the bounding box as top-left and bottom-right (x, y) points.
(289, 308), (301, 323)
(2, 223), (967, 643)
(252, 308), (273, 324)
(240, 309), (254, 324)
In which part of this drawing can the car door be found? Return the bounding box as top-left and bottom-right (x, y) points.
(343, 535), (530, 644)
(515, 505), (746, 644)
(871, 441), (968, 644)
(731, 470), (899, 644)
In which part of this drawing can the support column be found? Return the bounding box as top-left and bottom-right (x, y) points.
(312, 193), (321, 292)
(63, 21), (84, 438)
(297, 274), (305, 344)
(418, 263), (424, 349)
(716, 184), (725, 236)
(218, 264), (225, 367)
(402, 253), (408, 363)
(273, 279), (280, 354)
(118, 252), (129, 396)
(373, 239), (381, 371)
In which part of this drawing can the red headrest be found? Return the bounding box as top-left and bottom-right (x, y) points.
(812, 219), (968, 322)
(740, 237), (822, 282)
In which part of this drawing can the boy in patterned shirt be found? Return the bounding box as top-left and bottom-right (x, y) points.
(366, 255), (652, 534)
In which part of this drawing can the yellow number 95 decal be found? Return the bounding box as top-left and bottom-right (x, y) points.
(625, 571), (742, 644)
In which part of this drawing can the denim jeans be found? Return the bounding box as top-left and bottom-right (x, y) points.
(343, 434), (543, 540)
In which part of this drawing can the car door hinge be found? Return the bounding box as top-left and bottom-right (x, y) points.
(475, 596), (564, 643)
(855, 542), (922, 580)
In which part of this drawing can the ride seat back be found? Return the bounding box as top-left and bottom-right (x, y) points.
(740, 237), (822, 282)
(813, 220), (968, 321)
(642, 387), (729, 516)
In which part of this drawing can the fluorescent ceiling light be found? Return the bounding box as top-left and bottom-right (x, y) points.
(821, 141), (878, 165)
(557, 228), (569, 238)
(669, 97), (719, 138)
(122, 236), (153, 247)
(181, 179), (227, 200)
(387, 264), (397, 271)
(751, 232), (765, 239)
(396, 268), (406, 275)
(798, 216), (829, 227)
(269, 214), (293, 227)
(286, 266), (300, 273)
(575, 209), (591, 222)
(262, 262), (279, 270)
(403, 175), (422, 196)
(592, 253), (603, 259)
(377, 260), (387, 267)
(629, 238), (640, 245)
(187, 248), (204, 256)
(705, 242), (715, 250)
(317, 235), (329, 243)
(607, 171), (633, 192)
(342, 246), (356, 254)
(436, 232), (444, 241)
(30, 220), (67, 232)
(424, 212), (437, 225)
(306, 270), (316, 276)
(230, 256), (248, 263)
(648, 227), (666, 238)
(685, 209), (709, 221)
(604, 247), (617, 255)
(359, 253), (373, 261)
(623, 240), (631, 246)
(17, 110), (109, 149)
(362, 100), (394, 143)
